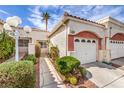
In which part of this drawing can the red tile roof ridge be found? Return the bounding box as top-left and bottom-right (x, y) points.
(64, 12), (105, 27)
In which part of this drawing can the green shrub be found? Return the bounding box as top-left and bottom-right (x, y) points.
(50, 46), (59, 61)
(0, 60), (35, 88)
(78, 66), (87, 77)
(69, 76), (77, 85)
(25, 54), (36, 64)
(56, 56), (80, 75)
(35, 42), (41, 58)
(0, 31), (15, 60)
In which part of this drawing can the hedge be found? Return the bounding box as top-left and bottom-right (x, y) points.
(25, 54), (37, 64)
(0, 60), (35, 88)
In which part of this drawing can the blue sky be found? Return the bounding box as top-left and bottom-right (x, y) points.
(0, 5), (124, 31)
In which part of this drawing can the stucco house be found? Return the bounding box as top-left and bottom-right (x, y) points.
(0, 19), (49, 55)
(48, 12), (124, 64)
(1, 12), (124, 64)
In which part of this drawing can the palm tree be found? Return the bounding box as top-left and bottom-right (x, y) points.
(42, 12), (50, 32)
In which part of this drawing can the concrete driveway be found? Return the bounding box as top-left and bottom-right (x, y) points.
(82, 62), (124, 88)
(112, 57), (124, 70)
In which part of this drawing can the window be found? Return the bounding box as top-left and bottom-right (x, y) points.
(81, 39), (85, 42)
(87, 40), (91, 43)
(75, 39), (80, 42)
(92, 40), (96, 43)
(39, 41), (47, 48)
(29, 38), (32, 43)
(19, 39), (29, 47)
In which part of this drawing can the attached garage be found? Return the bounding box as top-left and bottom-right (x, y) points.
(68, 31), (102, 64)
(110, 33), (124, 59)
(49, 12), (105, 64)
(110, 40), (124, 59)
(72, 38), (97, 64)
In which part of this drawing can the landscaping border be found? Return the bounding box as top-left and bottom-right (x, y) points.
(35, 60), (40, 88)
(44, 57), (66, 88)
(48, 57), (97, 88)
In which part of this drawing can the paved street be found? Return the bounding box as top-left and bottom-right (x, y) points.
(82, 62), (124, 88)
(39, 57), (66, 88)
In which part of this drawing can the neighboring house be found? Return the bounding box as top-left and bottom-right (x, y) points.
(97, 17), (124, 60)
(17, 27), (49, 54)
(48, 12), (124, 64)
(0, 20), (49, 55)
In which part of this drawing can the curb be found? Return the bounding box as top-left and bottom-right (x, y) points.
(44, 57), (66, 88)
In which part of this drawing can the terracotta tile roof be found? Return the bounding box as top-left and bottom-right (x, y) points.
(64, 12), (105, 27)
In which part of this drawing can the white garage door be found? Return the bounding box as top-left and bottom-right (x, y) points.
(110, 40), (124, 59)
(72, 38), (97, 64)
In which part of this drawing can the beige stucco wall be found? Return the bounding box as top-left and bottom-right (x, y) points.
(28, 31), (49, 54)
(108, 22), (124, 37)
(68, 20), (105, 38)
(50, 25), (67, 57)
(19, 29), (49, 43)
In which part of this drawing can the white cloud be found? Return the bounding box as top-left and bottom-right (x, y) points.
(0, 9), (9, 15)
(27, 5), (124, 31)
(28, 5), (63, 31)
(90, 6), (123, 20)
(28, 6), (43, 29)
(28, 17), (42, 28)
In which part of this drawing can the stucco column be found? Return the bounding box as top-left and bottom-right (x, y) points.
(105, 27), (112, 63)
(105, 37), (111, 62)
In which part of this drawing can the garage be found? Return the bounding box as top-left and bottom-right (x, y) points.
(72, 38), (97, 64)
(110, 40), (124, 59)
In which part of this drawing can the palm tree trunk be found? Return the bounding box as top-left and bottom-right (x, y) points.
(46, 19), (48, 32)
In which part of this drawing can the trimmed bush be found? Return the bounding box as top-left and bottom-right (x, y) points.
(50, 46), (59, 61)
(78, 66), (87, 77)
(35, 42), (41, 58)
(69, 76), (77, 85)
(25, 54), (36, 64)
(56, 56), (80, 75)
(0, 60), (35, 88)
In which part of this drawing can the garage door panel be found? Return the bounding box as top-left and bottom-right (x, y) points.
(72, 38), (97, 64)
(110, 40), (124, 59)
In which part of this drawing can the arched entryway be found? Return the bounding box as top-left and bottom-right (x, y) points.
(68, 31), (102, 64)
(110, 33), (124, 59)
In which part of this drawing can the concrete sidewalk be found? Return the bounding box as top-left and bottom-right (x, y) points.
(39, 57), (66, 88)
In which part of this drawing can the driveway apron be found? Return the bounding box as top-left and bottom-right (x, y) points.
(83, 62), (124, 88)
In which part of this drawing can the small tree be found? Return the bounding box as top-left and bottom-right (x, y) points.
(50, 46), (59, 61)
(0, 29), (15, 61)
(35, 42), (41, 63)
